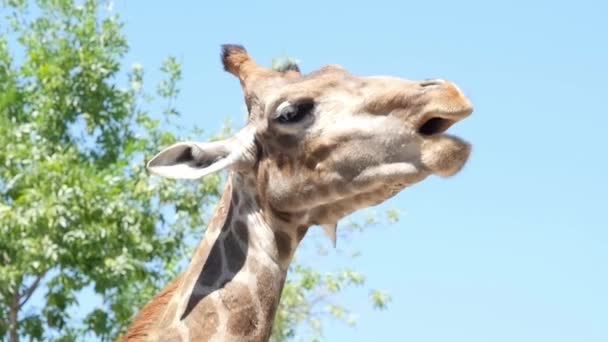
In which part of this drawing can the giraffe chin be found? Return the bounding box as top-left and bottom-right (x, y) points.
(420, 134), (471, 177)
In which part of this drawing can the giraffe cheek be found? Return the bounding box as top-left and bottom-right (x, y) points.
(265, 176), (294, 209)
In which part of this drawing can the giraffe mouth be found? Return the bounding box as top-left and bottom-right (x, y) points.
(416, 111), (472, 177)
(417, 116), (457, 136)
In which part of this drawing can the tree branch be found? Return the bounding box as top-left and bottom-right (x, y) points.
(9, 290), (19, 342)
(18, 270), (48, 309)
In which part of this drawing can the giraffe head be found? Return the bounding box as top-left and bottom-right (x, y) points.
(148, 44), (472, 244)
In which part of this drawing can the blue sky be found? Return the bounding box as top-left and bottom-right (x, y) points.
(112, 0), (607, 340)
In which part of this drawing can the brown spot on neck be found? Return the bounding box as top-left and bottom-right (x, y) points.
(219, 281), (254, 311)
(233, 220), (249, 243)
(227, 306), (259, 337)
(255, 266), (285, 340)
(224, 230), (247, 274)
(274, 230), (293, 260)
(185, 295), (220, 341)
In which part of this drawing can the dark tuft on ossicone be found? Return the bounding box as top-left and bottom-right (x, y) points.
(221, 44), (247, 72)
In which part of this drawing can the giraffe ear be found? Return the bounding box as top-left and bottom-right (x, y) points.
(147, 127), (257, 179)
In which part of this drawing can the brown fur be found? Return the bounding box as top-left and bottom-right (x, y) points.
(119, 273), (184, 341)
(130, 44), (473, 341)
(273, 231), (293, 260)
(187, 294), (221, 339)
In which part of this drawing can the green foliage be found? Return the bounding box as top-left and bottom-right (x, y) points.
(0, 1), (218, 340)
(369, 290), (392, 310)
(271, 261), (367, 341)
(0, 1), (397, 341)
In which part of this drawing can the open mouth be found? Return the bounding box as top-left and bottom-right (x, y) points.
(417, 117), (457, 136)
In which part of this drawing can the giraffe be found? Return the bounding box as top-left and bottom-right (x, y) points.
(120, 44), (473, 341)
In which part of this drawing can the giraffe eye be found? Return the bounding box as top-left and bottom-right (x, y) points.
(274, 100), (314, 124)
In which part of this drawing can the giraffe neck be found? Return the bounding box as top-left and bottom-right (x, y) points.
(152, 172), (303, 341)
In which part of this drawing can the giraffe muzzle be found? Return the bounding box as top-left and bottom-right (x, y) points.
(416, 80), (473, 137)
(415, 80), (473, 176)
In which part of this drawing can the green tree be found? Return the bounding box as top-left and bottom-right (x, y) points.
(0, 1), (392, 341)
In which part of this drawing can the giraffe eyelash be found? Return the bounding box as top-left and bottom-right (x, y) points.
(274, 100), (315, 124)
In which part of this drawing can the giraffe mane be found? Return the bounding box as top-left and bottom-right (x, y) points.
(118, 274), (184, 341)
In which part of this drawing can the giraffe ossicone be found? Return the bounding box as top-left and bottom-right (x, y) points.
(121, 44), (473, 341)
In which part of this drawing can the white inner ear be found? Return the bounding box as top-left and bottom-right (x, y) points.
(148, 152), (237, 180)
(147, 126), (257, 180)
